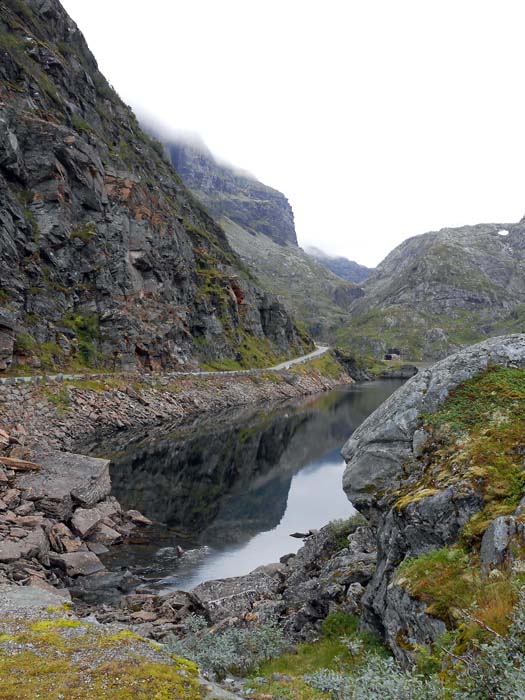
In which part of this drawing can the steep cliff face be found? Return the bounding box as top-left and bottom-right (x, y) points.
(158, 137), (364, 340)
(0, 0), (310, 374)
(342, 334), (525, 664)
(166, 138), (297, 246)
(304, 246), (373, 284)
(340, 223), (525, 360)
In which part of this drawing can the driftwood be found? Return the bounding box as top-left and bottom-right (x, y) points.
(0, 456), (40, 471)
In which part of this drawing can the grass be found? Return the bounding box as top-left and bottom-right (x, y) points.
(0, 615), (200, 700)
(395, 367), (525, 544)
(328, 514), (368, 550)
(70, 223), (96, 244)
(396, 546), (524, 652)
(251, 613), (387, 700)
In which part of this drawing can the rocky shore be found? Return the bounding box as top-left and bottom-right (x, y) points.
(1, 359), (352, 452)
(0, 357), (352, 605)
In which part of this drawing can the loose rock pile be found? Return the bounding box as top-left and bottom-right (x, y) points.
(0, 427), (151, 597)
(82, 521), (377, 643)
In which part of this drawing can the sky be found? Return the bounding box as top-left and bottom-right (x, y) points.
(61, 0), (525, 267)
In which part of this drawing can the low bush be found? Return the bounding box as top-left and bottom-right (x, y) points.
(167, 616), (290, 679)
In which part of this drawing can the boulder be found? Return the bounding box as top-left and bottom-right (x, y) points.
(0, 526), (48, 563)
(340, 334), (525, 664)
(342, 334), (525, 516)
(71, 498), (121, 537)
(50, 551), (106, 577)
(17, 449), (111, 520)
(191, 571), (280, 623)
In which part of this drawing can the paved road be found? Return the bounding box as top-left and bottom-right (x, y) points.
(187, 344), (331, 376)
(0, 346), (332, 385)
(267, 345), (330, 371)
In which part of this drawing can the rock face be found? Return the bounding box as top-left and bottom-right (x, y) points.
(156, 137), (363, 340)
(165, 137), (298, 246)
(341, 334), (525, 663)
(0, 0), (309, 374)
(341, 223), (525, 360)
(304, 246), (373, 284)
(342, 334), (525, 514)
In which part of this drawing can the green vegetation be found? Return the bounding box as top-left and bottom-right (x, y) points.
(62, 312), (101, 366)
(328, 514), (368, 550)
(250, 613), (387, 700)
(70, 114), (94, 136)
(44, 385), (71, 413)
(0, 614), (200, 700)
(291, 353), (345, 380)
(396, 546), (520, 642)
(14, 332), (36, 355)
(70, 223), (96, 244)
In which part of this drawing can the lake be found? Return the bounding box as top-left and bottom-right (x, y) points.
(101, 379), (404, 591)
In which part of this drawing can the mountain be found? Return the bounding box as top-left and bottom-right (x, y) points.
(339, 222), (525, 360)
(160, 138), (364, 339)
(0, 0), (311, 374)
(166, 138), (297, 246)
(305, 246), (373, 284)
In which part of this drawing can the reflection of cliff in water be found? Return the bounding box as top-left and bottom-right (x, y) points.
(109, 381), (402, 547)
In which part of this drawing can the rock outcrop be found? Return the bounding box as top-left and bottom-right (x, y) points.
(341, 223), (525, 360)
(304, 246), (373, 284)
(83, 519), (378, 643)
(341, 334), (525, 664)
(0, 429), (152, 593)
(0, 0), (309, 374)
(165, 137), (298, 247)
(154, 136), (364, 340)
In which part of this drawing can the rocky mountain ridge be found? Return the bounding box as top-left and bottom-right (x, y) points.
(159, 136), (365, 339)
(0, 0), (310, 375)
(305, 246), (373, 284)
(165, 137), (298, 247)
(340, 222), (525, 360)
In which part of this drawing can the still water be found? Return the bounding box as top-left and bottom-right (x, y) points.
(102, 380), (403, 591)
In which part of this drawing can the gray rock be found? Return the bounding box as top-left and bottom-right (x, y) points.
(50, 551), (106, 577)
(191, 571), (280, 623)
(17, 449), (111, 519)
(480, 516), (524, 572)
(343, 334), (525, 515)
(0, 526), (48, 563)
(71, 498), (120, 537)
(340, 335), (525, 664)
(0, 584), (69, 613)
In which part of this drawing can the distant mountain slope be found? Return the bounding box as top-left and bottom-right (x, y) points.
(166, 139), (297, 246)
(339, 222), (525, 360)
(222, 218), (363, 338)
(305, 246), (373, 284)
(159, 136), (364, 340)
(0, 0), (310, 374)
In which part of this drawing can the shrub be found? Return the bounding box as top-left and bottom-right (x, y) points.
(329, 514), (368, 550)
(166, 616), (290, 679)
(305, 655), (445, 700)
(14, 332), (36, 354)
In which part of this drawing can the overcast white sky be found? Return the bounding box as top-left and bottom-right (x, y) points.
(62, 0), (525, 267)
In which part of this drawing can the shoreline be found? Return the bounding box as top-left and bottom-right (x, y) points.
(1, 358), (352, 453)
(0, 356), (353, 601)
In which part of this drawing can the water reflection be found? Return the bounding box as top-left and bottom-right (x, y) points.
(104, 380), (403, 590)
